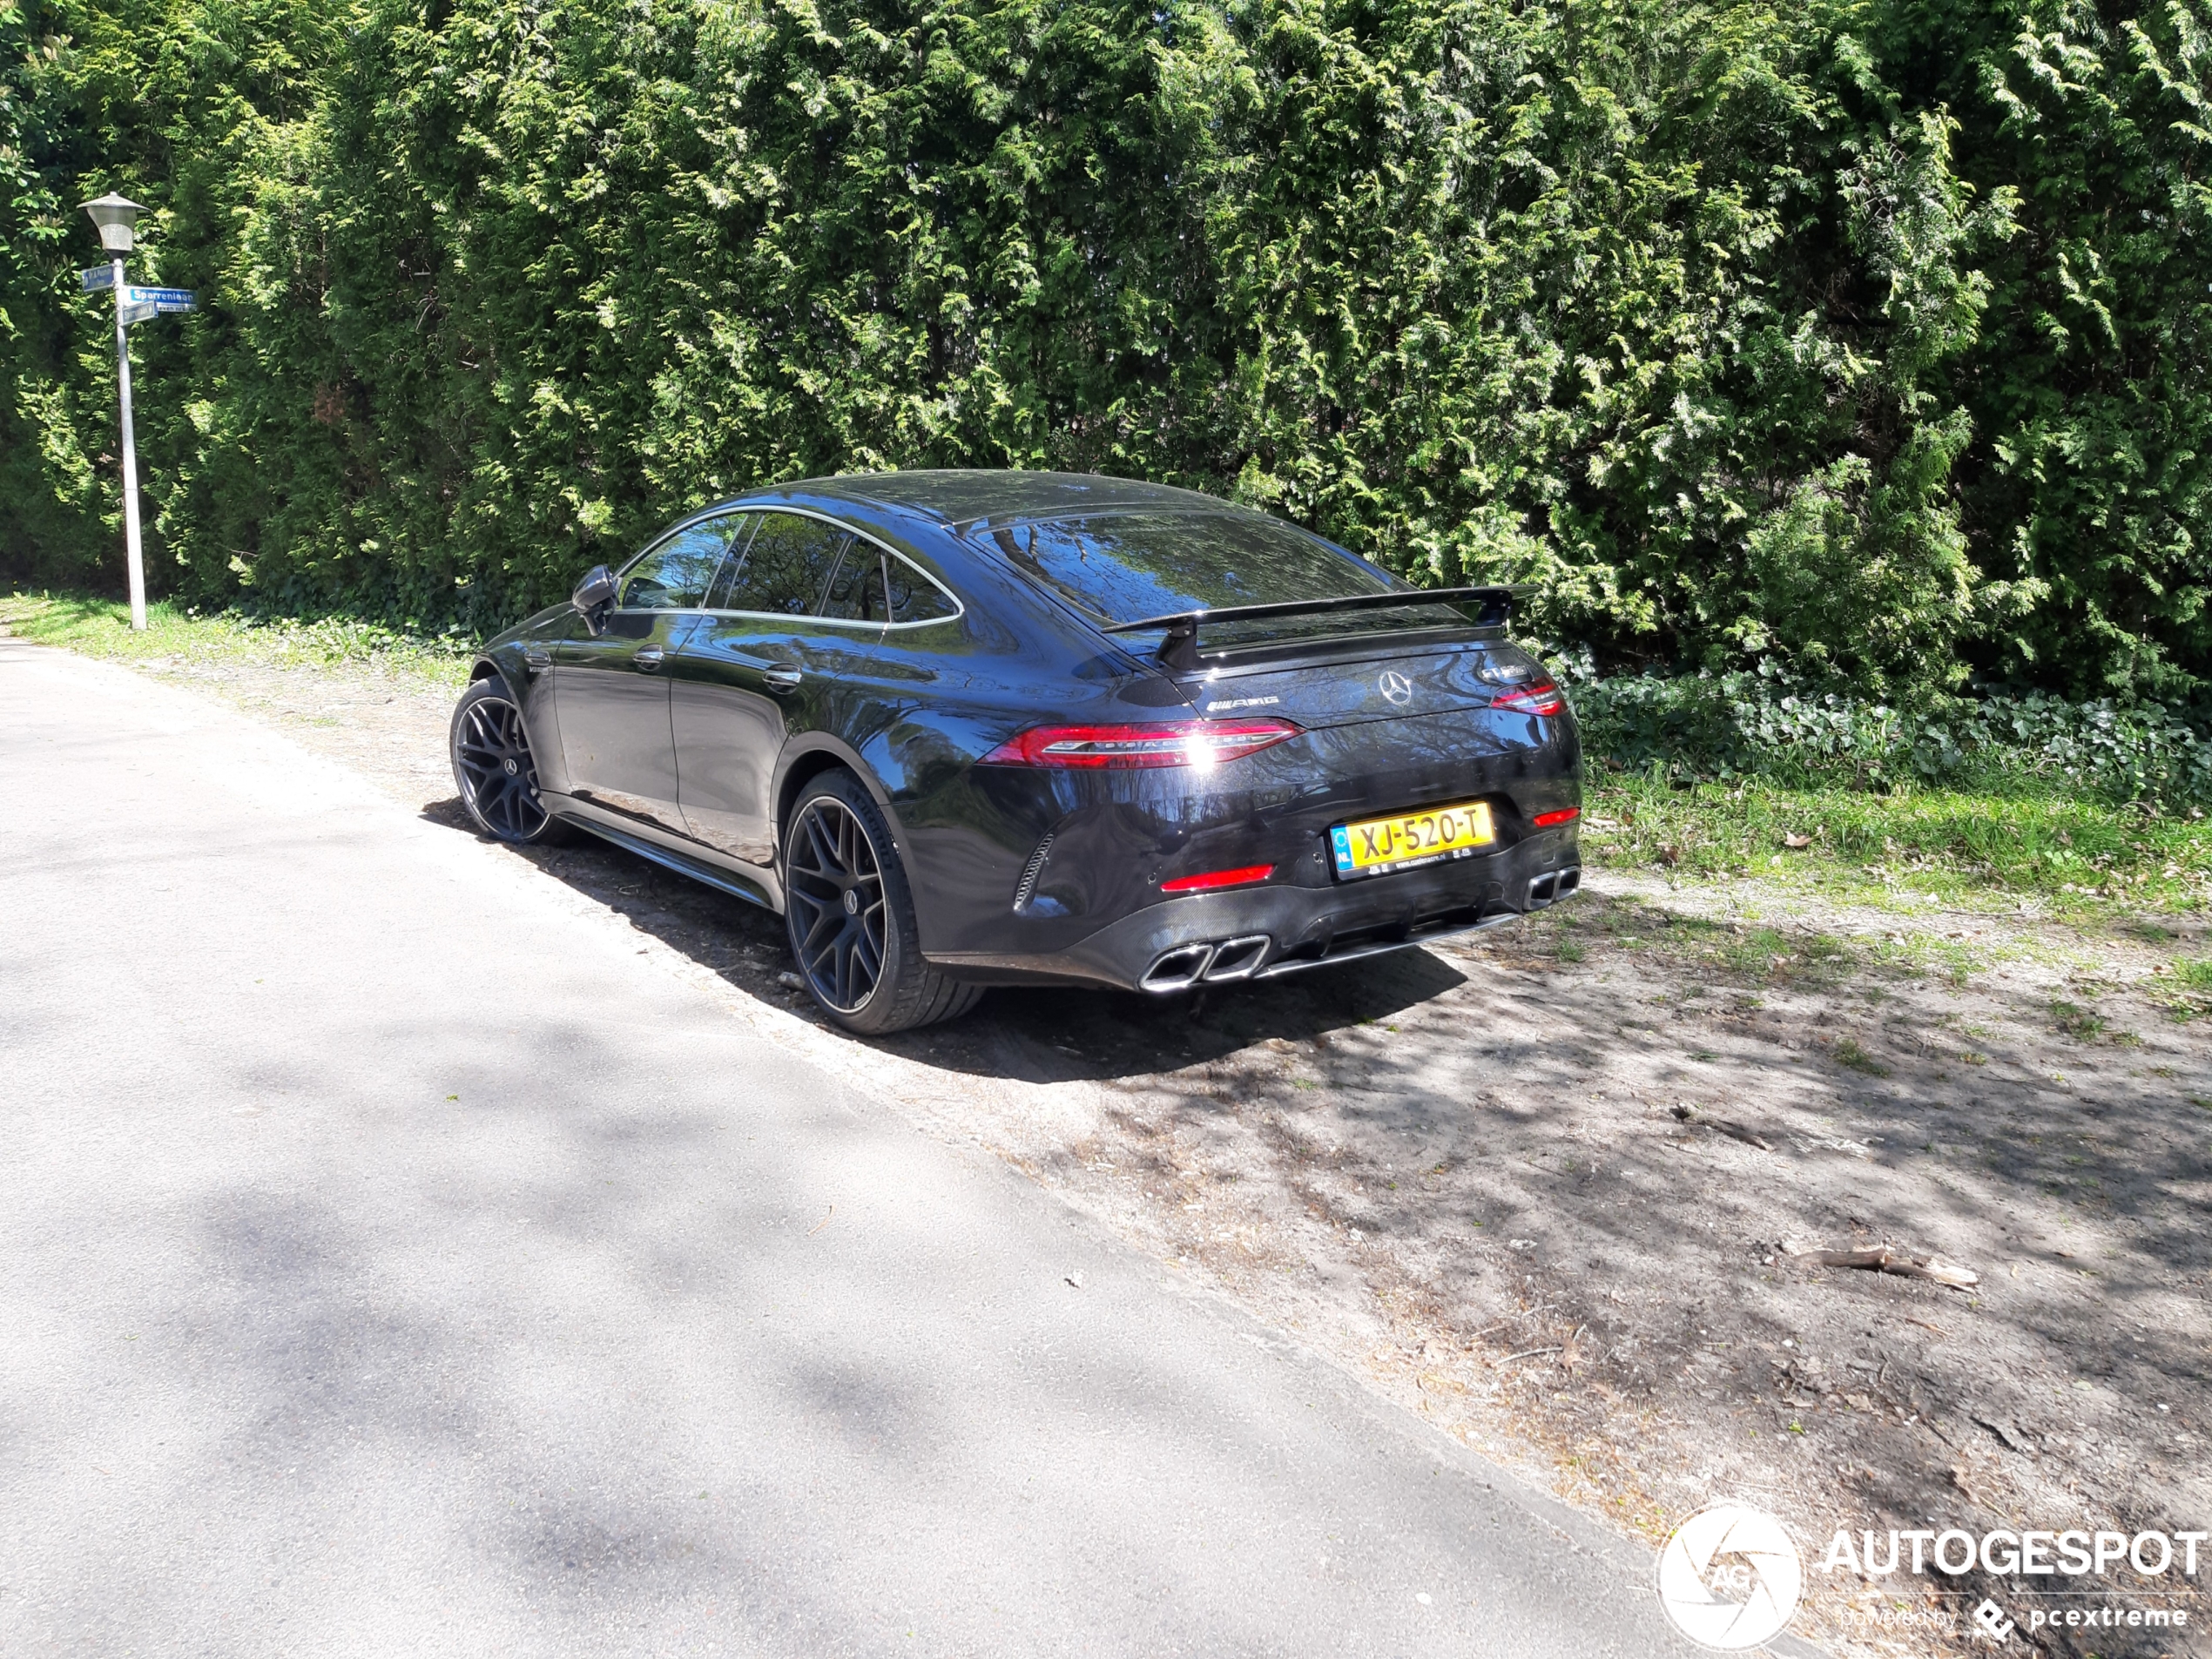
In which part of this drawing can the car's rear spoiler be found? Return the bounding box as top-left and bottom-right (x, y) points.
(1100, 586), (1521, 673)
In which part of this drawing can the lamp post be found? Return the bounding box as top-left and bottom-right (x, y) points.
(83, 192), (147, 631)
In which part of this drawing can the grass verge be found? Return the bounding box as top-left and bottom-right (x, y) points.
(0, 590), (473, 690)
(1586, 772), (2212, 915)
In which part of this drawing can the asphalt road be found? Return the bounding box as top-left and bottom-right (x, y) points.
(0, 638), (1725, 1657)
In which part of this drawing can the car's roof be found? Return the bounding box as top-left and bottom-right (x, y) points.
(782, 469), (1251, 531)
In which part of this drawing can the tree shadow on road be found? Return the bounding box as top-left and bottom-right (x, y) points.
(421, 792), (1467, 1082)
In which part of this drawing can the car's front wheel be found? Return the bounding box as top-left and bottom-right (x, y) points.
(450, 677), (568, 844)
(782, 771), (981, 1035)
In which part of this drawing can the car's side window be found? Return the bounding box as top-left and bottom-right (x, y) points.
(701, 516), (760, 611)
(887, 554), (961, 624)
(819, 542), (888, 623)
(720, 512), (848, 617)
(619, 515), (743, 610)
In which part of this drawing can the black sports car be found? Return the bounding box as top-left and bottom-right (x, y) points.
(451, 471), (1581, 1033)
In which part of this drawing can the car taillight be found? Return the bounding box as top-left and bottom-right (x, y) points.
(980, 718), (1304, 769)
(1160, 863), (1275, 894)
(1490, 678), (1566, 717)
(1531, 807), (1581, 828)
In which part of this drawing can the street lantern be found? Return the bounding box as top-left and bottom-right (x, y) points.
(80, 192), (160, 631)
(82, 192), (143, 254)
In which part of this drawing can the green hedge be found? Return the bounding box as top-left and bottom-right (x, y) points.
(3, 0), (2208, 698)
(1568, 667), (2212, 805)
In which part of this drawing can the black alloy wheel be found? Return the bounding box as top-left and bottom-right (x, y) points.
(785, 792), (887, 1013)
(780, 772), (982, 1035)
(450, 678), (564, 844)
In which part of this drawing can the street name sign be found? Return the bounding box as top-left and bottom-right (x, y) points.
(118, 301), (158, 326)
(123, 285), (196, 313)
(80, 266), (117, 293)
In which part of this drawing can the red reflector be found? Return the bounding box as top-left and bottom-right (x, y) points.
(1160, 864), (1275, 894)
(980, 718), (1303, 769)
(1490, 678), (1566, 717)
(1532, 807), (1581, 828)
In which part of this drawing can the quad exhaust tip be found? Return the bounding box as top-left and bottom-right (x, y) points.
(1527, 866), (1582, 909)
(1205, 934), (1271, 982)
(1141, 944), (1213, 993)
(1140, 934), (1274, 993)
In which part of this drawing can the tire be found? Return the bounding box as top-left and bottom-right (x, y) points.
(449, 676), (570, 845)
(781, 770), (982, 1035)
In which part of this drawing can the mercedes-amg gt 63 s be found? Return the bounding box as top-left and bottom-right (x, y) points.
(451, 471), (1581, 1034)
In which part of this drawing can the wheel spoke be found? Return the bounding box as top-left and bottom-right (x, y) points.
(851, 922), (882, 984)
(801, 927), (840, 970)
(804, 810), (842, 876)
(786, 864), (844, 900)
(844, 929), (866, 1003)
(502, 777), (536, 836)
(797, 904), (842, 963)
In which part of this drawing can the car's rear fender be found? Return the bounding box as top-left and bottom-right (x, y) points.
(772, 733), (903, 854)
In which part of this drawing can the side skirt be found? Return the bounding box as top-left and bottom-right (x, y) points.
(545, 794), (783, 914)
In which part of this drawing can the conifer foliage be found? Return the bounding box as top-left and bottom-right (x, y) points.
(2, 0), (2206, 695)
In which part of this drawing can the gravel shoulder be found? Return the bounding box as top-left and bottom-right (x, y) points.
(55, 641), (2212, 1659)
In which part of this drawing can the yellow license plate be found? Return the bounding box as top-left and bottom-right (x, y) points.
(1330, 799), (1494, 879)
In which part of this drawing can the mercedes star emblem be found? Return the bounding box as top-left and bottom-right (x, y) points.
(1378, 670), (1413, 706)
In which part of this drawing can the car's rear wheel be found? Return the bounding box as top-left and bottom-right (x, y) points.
(782, 772), (981, 1035)
(450, 677), (568, 844)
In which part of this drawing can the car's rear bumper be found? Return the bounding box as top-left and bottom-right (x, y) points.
(924, 827), (1579, 990)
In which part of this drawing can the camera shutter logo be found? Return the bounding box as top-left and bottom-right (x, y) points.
(1656, 1503), (1804, 1649)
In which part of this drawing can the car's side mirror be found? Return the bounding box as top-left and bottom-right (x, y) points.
(571, 564), (617, 635)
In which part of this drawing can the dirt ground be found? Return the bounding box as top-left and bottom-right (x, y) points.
(57, 645), (2212, 1658)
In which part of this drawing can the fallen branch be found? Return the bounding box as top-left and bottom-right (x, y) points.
(1501, 1345), (1563, 1364)
(1799, 1244), (1979, 1290)
(1670, 1104), (1772, 1150)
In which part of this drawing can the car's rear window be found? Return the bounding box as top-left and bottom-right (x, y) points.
(975, 512), (1444, 649)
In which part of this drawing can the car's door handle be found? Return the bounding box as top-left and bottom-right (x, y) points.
(762, 664), (803, 695)
(635, 645), (666, 670)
